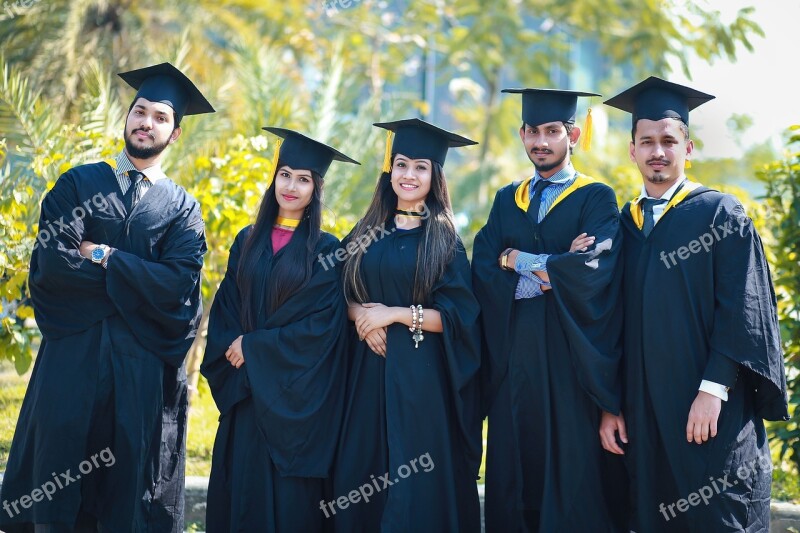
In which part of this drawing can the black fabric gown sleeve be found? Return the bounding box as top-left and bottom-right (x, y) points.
(432, 241), (483, 477)
(29, 171), (116, 338)
(105, 195), (206, 366)
(706, 197), (788, 420)
(702, 351), (739, 388)
(471, 188), (520, 417)
(200, 228), (252, 416)
(546, 184), (624, 414)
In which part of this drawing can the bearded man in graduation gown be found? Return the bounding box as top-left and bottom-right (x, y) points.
(472, 88), (627, 532)
(600, 77), (788, 532)
(0, 63), (213, 533)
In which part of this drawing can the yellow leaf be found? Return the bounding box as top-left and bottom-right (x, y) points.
(16, 305), (35, 320)
(196, 156), (212, 170)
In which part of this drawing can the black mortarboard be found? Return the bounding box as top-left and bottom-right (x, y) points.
(373, 118), (478, 169)
(118, 62), (215, 124)
(603, 76), (715, 126)
(262, 127), (360, 178)
(501, 88), (600, 127)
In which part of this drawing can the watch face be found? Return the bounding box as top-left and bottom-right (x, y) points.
(91, 247), (105, 261)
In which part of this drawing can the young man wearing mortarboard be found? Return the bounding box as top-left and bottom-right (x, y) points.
(472, 89), (627, 532)
(0, 63), (214, 533)
(601, 77), (788, 532)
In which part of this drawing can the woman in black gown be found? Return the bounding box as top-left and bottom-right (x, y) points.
(332, 118), (483, 532)
(201, 128), (359, 532)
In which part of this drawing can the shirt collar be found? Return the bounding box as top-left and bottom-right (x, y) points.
(532, 163), (577, 188)
(635, 176), (687, 206)
(114, 151), (168, 183)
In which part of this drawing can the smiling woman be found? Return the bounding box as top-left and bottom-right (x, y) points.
(200, 128), (359, 532)
(333, 118), (484, 532)
(273, 165), (314, 220)
(391, 154), (431, 213)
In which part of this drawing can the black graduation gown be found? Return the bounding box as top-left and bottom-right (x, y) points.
(620, 184), (788, 532)
(0, 161), (205, 532)
(331, 221), (482, 533)
(200, 226), (347, 533)
(472, 176), (626, 532)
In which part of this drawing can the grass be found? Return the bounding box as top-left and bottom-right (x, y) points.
(186, 377), (219, 477)
(0, 365), (28, 471)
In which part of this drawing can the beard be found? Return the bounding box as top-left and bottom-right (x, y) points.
(646, 173), (669, 184)
(125, 129), (171, 159)
(530, 147), (568, 173)
(643, 158), (673, 184)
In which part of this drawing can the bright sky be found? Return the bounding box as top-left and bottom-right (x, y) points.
(671, 0), (800, 159)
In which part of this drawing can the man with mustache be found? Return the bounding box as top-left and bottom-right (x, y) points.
(472, 88), (627, 531)
(602, 77), (788, 531)
(0, 63), (213, 532)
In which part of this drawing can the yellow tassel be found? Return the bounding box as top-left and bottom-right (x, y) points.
(581, 107), (593, 152)
(684, 159), (692, 169)
(270, 138), (283, 183)
(382, 131), (395, 173)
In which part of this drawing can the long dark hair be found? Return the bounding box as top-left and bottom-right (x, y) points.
(237, 161), (323, 331)
(342, 154), (457, 306)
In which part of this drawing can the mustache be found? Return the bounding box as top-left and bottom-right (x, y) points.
(647, 158), (670, 165)
(131, 128), (154, 140)
(530, 148), (554, 154)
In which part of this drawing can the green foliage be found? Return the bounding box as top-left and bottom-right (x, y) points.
(759, 125), (800, 473)
(185, 135), (274, 302)
(772, 463), (800, 504)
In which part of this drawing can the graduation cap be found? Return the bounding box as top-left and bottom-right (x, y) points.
(118, 62), (215, 124)
(603, 76), (715, 126)
(262, 127), (360, 178)
(501, 88), (600, 127)
(373, 118), (478, 171)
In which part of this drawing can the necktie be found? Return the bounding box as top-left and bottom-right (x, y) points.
(641, 198), (668, 237)
(529, 179), (552, 224)
(123, 170), (144, 212)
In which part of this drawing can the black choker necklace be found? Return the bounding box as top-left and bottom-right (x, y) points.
(396, 209), (424, 217)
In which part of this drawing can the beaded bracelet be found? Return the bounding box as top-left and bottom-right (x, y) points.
(410, 304), (424, 348)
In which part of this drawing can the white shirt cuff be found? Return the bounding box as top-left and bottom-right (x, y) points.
(699, 380), (729, 401)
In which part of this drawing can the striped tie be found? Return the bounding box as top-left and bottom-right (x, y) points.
(123, 170), (144, 212)
(529, 179), (552, 223)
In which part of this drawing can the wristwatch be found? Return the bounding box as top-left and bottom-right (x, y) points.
(500, 248), (515, 271)
(91, 244), (110, 266)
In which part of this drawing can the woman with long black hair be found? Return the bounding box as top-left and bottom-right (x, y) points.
(201, 128), (359, 532)
(332, 119), (483, 532)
